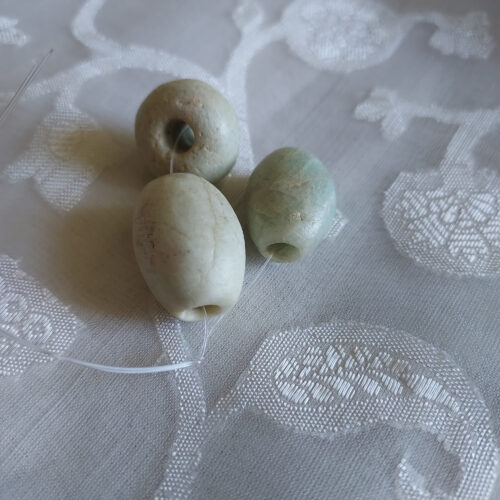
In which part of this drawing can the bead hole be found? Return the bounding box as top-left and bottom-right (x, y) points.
(193, 305), (221, 317)
(266, 243), (300, 263)
(177, 305), (222, 322)
(165, 119), (195, 152)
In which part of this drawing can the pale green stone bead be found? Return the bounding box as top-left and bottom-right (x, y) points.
(246, 147), (336, 263)
(133, 173), (245, 321)
(135, 79), (239, 183)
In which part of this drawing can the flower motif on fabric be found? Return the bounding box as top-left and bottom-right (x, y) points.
(428, 11), (493, 59)
(354, 87), (410, 140)
(154, 319), (498, 499)
(282, 0), (493, 72)
(2, 104), (123, 211)
(0, 255), (81, 376)
(356, 88), (500, 277)
(386, 172), (500, 276)
(0, 17), (29, 46)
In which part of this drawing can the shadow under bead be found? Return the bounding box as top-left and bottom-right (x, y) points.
(135, 79), (239, 183)
(245, 147), (336, 263)
(133, 173), (245, 322)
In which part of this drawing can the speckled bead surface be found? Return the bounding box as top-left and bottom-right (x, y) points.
(135, 79), (239, 183)
(133, 173), (245, 321)
(246, 147), (336, 263)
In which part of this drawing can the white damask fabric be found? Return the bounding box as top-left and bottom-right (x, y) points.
(355, 88), (500, 276)
(0, 17), (28, 46)
(0, 255), (81, 376)
(155, 319), (497, 499)
(0, 0), (499, 499)
(282, 1), (493, 72)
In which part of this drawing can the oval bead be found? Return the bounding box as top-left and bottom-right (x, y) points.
(135, 79), (239, 183)
(133, 173), (245, 321)
(246, 147), (336, 263)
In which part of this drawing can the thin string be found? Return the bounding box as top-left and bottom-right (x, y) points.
(0, 255), (272, 374)
(199, 305), (209, 360)
(0, 327), (196, 373)
(169, 123), (190, 175)
(0, 49), (53, 128)
(200, 254), (273, 358)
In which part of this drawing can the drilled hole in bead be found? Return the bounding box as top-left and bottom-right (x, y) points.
(266, 243), (300, 262)
(165, 119), (195, 152)
(193, 305), (221, 317)
(177, 305), (222, 322)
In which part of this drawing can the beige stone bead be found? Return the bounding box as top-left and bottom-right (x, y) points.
(133, 173), (245, 321)
(135, 79), (239, 183)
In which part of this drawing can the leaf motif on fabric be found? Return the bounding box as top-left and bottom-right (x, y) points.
(428, 11), (494, 59)
(154, 320), (498, 499)
(2, 105), (124, 211)
(0, 17), (29, 46)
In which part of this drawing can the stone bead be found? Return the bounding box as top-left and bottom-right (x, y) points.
(135, 79), (239, 183)
(133, 173), (245, 321)
(245, 147), (336, 263)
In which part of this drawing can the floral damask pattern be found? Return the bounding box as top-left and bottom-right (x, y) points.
(356, 88), (500, 277)
(0, 255), (81, 376)
(0, 17), (29, 46)
(154, 318), (498, 499)
(0, 1), (498, 499)
(282, 0), (493, 72)
(386, 172), (500, 276)
(3, 103), (123, 211)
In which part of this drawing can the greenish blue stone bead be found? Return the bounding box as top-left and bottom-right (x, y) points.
(246, 147), (336, 263)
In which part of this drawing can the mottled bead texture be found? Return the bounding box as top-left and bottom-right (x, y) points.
(133, 173), (245, 321)
(246, 147), (336, 262)
(135, 79), (239, 183)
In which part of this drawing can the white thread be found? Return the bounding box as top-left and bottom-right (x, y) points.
(0, 49), (53, 128)
(0, 314), (201, 374)
(0, 255), (274, 373)
(0, 253), (274, 375)
(55, 355), (195, 373)
(0, 325), (196, 373)
(199, 306), (209, 359)
(203, 254), (273, 353)
(169, 123), (190, 175)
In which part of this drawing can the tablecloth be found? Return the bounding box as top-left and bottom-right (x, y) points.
(0, 0), (499, 498)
